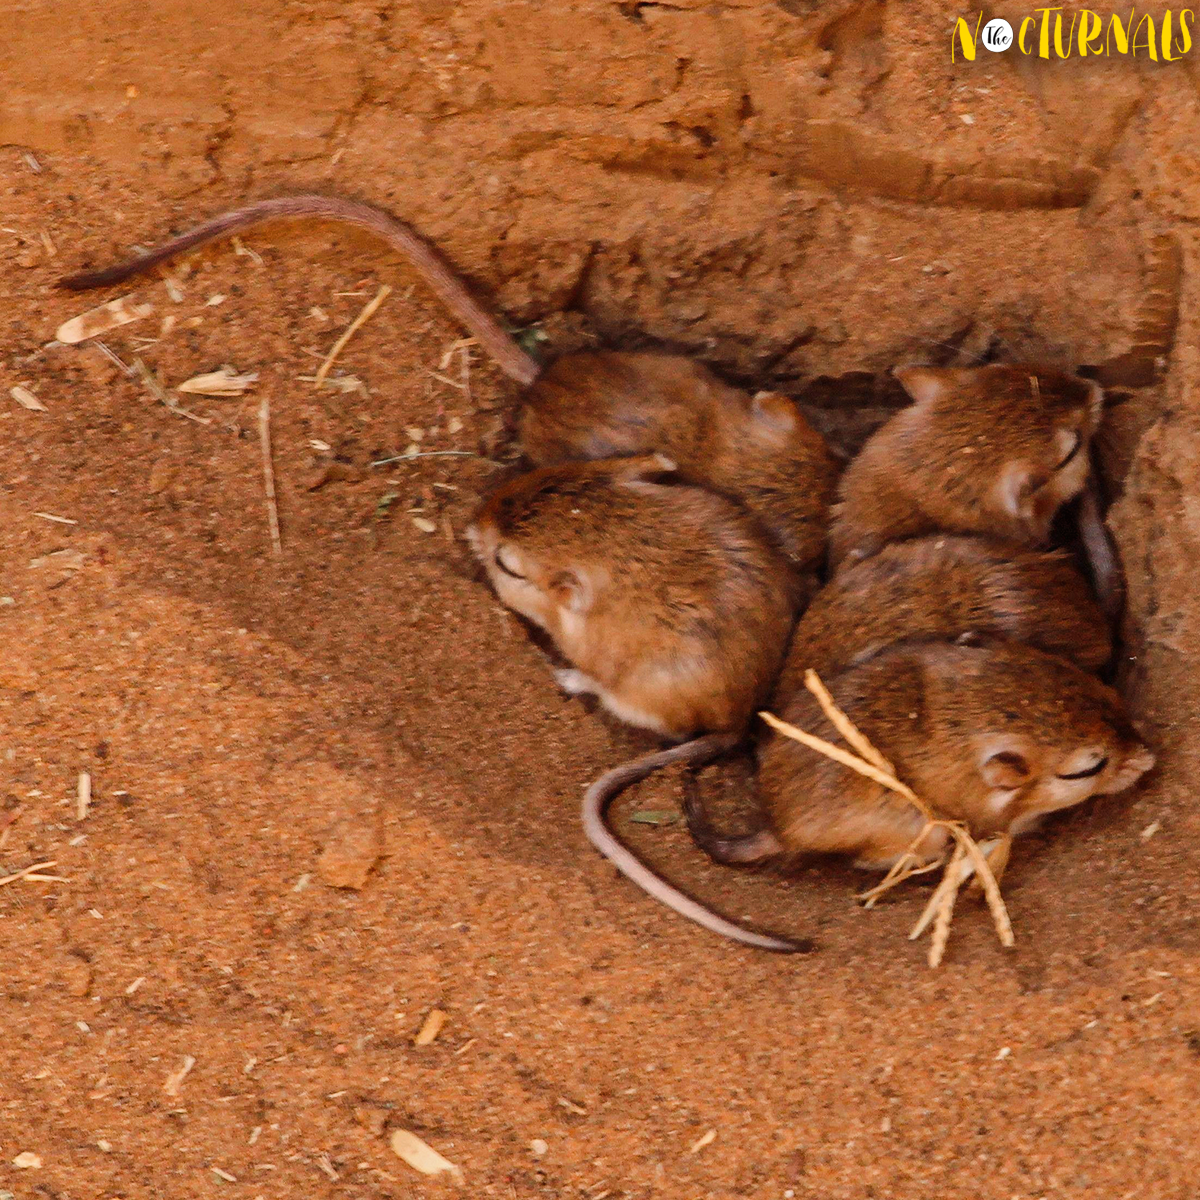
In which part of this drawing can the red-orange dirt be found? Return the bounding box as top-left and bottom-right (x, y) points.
(2, 2), (1199, 1197)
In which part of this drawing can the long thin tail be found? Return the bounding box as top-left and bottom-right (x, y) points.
(58, 194), (542, 386)
(582, 733), (810, 953)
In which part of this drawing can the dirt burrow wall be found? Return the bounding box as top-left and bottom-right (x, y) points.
(0, 1), (1174, 366)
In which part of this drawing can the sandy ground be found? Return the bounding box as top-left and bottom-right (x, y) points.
(2, 2), (1200, 1197)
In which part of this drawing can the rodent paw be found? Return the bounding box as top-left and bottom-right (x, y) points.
(554, 667), (596, 697)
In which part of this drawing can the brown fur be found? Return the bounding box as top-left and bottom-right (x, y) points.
(753, 641), (1154, 869)
(468, 455), (797, 740)
(830, 364), (1104, 570)
(520, 352), (839, 575)
(775, 534), (1113, 700)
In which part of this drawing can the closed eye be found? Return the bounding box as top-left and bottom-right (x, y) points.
(1057, 756), (1108, 780)
(1055, 431), (1082, 471)
(494, 547), (525, 580)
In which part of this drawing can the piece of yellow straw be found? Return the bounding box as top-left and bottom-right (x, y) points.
(759, 669), (1014, 967)
(314, 284), (392, 388)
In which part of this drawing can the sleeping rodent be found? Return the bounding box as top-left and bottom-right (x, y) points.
(467, 453), (797, 741)
(713, 639), (1153, 866)
(60, 193), (837, 576)
(634, 641), (1152, 949)
(467, 454), (808, 952)
(830, 364), (1103, 572)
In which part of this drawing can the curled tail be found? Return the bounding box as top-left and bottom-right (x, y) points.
(582, 733), (809, 953)
(58, 193), (543, 386)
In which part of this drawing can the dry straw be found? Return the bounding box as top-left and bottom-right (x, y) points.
(314, 284), (391, 388)
(760, 668), (1014, 968)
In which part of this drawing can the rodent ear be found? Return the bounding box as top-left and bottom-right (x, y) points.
(995, 460), (1038, 519)
(549, 568), (594, 613)
(750, 390), (798, 433)
(611, 452), (678, 481)
(893, 365), (955, 407)
(1053, 426), (1082, 467)
(978, 745), (1033, 790)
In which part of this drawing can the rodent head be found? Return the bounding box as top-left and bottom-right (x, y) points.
(971, 714), (1154, 832)
(466, 453), (677, 638)
(924, 642), (1155, 834)
(708, 389), (838, 572)
(894, 363), (1102, 542)
(469, 453), (797, 739)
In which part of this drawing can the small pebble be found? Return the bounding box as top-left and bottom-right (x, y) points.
(318, 810), (383, 890)
(414, 1009), (447, 1046)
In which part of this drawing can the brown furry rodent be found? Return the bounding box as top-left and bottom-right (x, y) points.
(60, 194), (837, 575)
(650, 640), (1152, 950)
(467, 454), (796, 740)
(520, 352), (838, 574)
(774, 534), (1113, 700)
(830, 364), (1103, 571)
(691, 639), (1152, 878)
(469, 454), (808, 952)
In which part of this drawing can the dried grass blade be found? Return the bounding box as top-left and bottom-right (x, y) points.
(314, 284), (391, 388)
(858, 847), (944, 907)
(803, 668), (894, 775)
(0, 859), (57, 887)
(909, 852), (966, 942)
(959, 836), (1014, 948)
(759, 711), (910, 797)
(928, 842), (968, 967)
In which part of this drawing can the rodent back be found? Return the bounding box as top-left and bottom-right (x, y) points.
(777, 534), (1112, 697)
